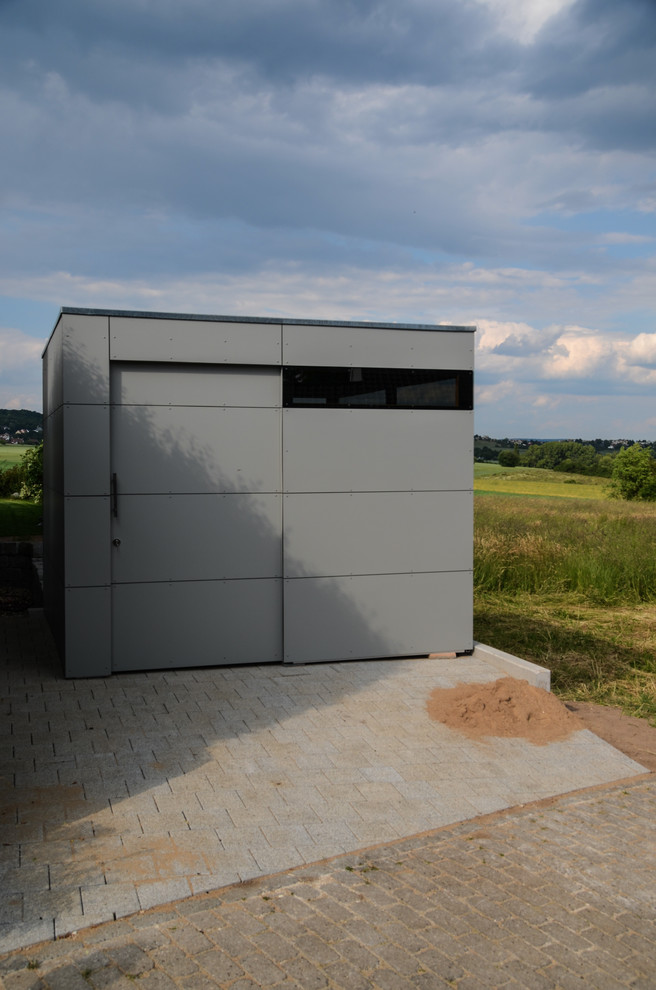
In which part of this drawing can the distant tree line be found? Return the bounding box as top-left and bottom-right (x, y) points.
(0, 408), (43, 443)
(476, 436), (656, 474)
(477, 436), (656, 502)
(519, 440), (615, 476)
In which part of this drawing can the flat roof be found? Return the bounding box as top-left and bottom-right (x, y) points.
(56, 307), (476, 334)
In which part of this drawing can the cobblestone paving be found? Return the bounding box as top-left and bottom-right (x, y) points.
(0, 612), (645, 954)
(1, 777), (653, 990)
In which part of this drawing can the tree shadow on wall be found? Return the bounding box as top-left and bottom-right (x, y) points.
(0, 327), (472, 945)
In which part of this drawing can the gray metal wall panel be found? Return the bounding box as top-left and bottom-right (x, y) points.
(45, 311), (474, 676)
(111, 362), (281, 407)
(284, 571), (473, 663)
(44, 319), (64, 417)
(111, 579), (283, 670)
(43, 489), (65, 650)
(110, 317), (282, 365)
(283, 409), (473, 493)
(111, 405), (282, 494)
(283, 324), (474, 369)
(61, 314), (110, 404)
(43, 390), (65, 642)
(45, 314), (113, 673)
(63, 404), (110, 495)
(283, 491), (472, 578)
(65, 587), (112, 677)
(64, 498), (111, 587)
(44, 405), (64, 496)
(111, 493), (282, 582)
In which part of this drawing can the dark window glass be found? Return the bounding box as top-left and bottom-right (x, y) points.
(283, 367), (473, 409)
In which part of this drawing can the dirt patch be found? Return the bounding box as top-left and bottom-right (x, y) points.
(565, 701), (656, 772)
(427, 676), (584, 745)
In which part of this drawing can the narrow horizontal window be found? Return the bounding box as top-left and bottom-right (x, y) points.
(283, 367), (473, 409)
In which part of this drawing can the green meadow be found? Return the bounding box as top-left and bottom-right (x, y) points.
(474, 462), (607, 500)
(474, 465), (656, 723)
(0, 498), (42, 539)
(0, 446), (43, 537)
(0, 445), (32, 471)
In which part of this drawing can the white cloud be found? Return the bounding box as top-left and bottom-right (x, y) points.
(0, 328), (44, 370)
(599, 232), (654, 245)
(0, 264), (605, 329)
(545, 327), (613, 378)
(475, 318), (656, 395)
(474, 0), (575, 44)
(0, 327), (46, 410)
(624, 333), (656, 367)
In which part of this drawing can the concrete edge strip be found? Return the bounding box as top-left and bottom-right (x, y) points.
(473, 641), (551, 691)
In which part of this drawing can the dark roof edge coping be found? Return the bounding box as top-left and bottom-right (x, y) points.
(56, 306), (476, 333)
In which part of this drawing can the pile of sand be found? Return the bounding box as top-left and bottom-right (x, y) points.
(427, 675), (585, 745)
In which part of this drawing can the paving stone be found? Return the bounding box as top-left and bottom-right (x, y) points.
(195, 948), (246, 984)
(278, 956), (329, 989)
(246, 930), (296, 964)
(335, 937), (381, 972)
(136, 971), (180, 990)
(370, 965), (417, 990)
(166, 924), (212, 956)
(174, 973), (222, 990)
(322, 959), (375, 990)
(422, 974), (466, 990)
(103, 942), (154, 976)
(2, 972), (46, 990)
(374, 941), (424, 977)
(1, 615), (655, 989)
(35, 963), (91, 990)
(148, 944), (199, 978)
(238, 952), (286, 987)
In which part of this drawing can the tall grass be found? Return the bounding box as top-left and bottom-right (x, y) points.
(0, 498), (42, 538)
(474, 492), (656, 721)
(475, 495), (656, 604)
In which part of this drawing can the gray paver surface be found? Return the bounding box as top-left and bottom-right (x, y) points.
(0, 778), (654, 989)
(0, 609), (650, 970)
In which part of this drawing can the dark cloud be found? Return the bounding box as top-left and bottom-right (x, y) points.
(491, 328), (562, 357)
(525, 0), (656, 97)
(516, 0), (656, 150)
(1, 0), (653, 166)
(0, 0), (654, 289)
(0, 0), (509, 95)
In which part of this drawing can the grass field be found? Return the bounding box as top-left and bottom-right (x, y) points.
(0, 447), (42, 537)
(474, 462), (608, 500)
(474, 481), (656, 723)
(0, 446), (30, 472)
(0, 498), (42, 539)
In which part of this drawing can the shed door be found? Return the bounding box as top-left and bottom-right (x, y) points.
(110, 362), (282, 671)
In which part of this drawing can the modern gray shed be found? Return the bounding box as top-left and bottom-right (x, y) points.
(43, 308), (475, 677)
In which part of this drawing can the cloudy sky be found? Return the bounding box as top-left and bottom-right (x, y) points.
(1, 0), (655, 438)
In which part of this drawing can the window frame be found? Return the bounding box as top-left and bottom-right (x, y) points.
(282, 366), (473, 410)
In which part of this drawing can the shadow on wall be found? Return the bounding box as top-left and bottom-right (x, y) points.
(37, 336), (405, 778)
(0, 331), (474, 943)
(45, 336), (409, 674)
(109, 360), (400, 669)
